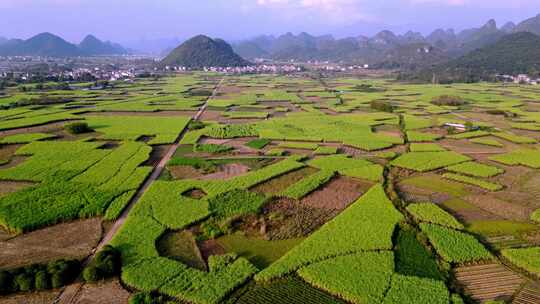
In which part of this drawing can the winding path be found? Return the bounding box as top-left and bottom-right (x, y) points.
(53, 77), (224, 304)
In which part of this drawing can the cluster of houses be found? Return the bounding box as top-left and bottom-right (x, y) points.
(164, 64), (303, 74)
(497, 74), (540, 85)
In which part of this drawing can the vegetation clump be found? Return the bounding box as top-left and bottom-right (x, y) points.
(0, 259), (79, 294)
(431, 95), (467, 106)
(65, 122), (92, 134)
(83, 245), (122, 282)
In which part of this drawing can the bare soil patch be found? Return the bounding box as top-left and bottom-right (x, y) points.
(261, 197), (336, 240)
(464, 195), (532, 221)
(182, 188), (207, 199)
(0, 181), (35, 198)
(198, 239), (226, 263)
(301, 176), (368, 210)
(199, 163), (250, 180)
(168, 165), (204, 180)
(0, 289), (59, 304)
(0, 218), (102, 269)
(74, 278), (131, 304)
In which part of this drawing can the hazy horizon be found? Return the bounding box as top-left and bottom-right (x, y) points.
(1, 0), (540, 46)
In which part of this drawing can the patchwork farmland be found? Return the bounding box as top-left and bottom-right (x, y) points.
(1, 73), (540, 304)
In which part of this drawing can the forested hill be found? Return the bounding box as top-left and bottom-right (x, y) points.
(161, 35), (251, 68)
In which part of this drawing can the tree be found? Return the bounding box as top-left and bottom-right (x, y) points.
(35, 271), (51, 290)
(65, 122), (92, 134)
(82, 266), (100, 282)
(14, 273), (34, 292)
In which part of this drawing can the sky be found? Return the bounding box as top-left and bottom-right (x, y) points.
(0, 0), (539, 46)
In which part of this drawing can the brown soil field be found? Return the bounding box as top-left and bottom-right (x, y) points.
(74, 279), (131, 304)
(0, 289), (59, 304)
(0, 144), (21, 163)
(198, 239), (226, 263)
(439, 139), (508, 154)
(0, 180), (34, 198)
(251, 167), (318, 195)
(454, 263), (524, 303)
(301, 176), (368, 210)
(199, 163), (250, 180)
(0, 218), (102, 269)
(0, 121), (77, 137)
(261, 197), (336, 240)
(464, 195), (532, 221)
(168, 165), (204, 180)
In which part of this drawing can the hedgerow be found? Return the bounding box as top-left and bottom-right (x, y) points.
(298, 252), (394, 304)
(382, 274), (449, 304)
(391, 151), (470, 172)
(406, 203), (464, 229)
(490, 149), (540, 169)
(501, 247), (540, 277)
(420, 224), (492, 263)
(0, 133), (55, 144)
(395, 230), (443, 280)
(446, 161), (503, 178)
(256, 184), (403, 281)
(443, 173), (503, 191)
(281, 170), (335, 199)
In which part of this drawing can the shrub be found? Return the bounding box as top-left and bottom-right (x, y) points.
(65, 122), (92, 134)
(370, 100), (395, 112)
(431, 95), (466, 106)
(34, 271), (50, 290)
(83, 266), (101, 282)
(14, 273), (34, 292)
(83, 245), (122, 282)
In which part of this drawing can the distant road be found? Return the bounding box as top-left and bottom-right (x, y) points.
(54, 77), (224, 304)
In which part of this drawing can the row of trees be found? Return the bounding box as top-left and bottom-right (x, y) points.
(0, 259), (80, 294)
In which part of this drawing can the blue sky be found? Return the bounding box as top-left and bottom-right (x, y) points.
(1, 0), (539, 43)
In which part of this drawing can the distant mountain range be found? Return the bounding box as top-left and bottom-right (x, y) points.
(161, 35), (250, 68)
(0, 32), (129, 57)
(405, 32), (540, 83)
(231, 14), (540, 69)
